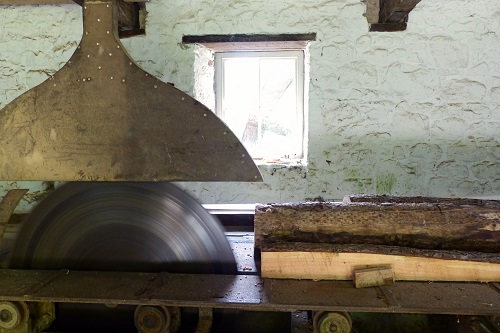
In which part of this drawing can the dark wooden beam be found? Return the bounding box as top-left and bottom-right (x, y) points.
(367, 0), (421, 32)
(379, 0), (421, 23)
(182, 33), (317, 44)
(116, 0), (146, 38)
(370, 22), (407, 32)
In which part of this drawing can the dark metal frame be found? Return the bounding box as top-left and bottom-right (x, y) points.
(1, 269), (499, 315)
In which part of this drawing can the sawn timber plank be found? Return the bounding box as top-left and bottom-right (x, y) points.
(260, 243), (500, 282)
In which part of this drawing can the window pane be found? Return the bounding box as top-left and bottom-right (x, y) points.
(217, 51), (303, 161)
(258, 58), (297, 158)
(222, 58), (260, 146)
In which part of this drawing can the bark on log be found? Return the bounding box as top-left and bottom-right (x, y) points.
(254, 199), (500, 252)
(343, 194), (498, 205)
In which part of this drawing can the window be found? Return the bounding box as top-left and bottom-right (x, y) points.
(215, 50), (305, 162)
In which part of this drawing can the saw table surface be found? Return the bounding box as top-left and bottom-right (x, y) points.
(1, 268), (499, 315)
(1, 231), (499, 315)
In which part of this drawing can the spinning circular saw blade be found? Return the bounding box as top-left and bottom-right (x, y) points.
(9, 182), (236, 274)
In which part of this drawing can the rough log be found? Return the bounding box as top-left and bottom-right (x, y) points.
(260, 242), (500, 282)
(254, 199), (500, 252)
(343, 194), (497, 204)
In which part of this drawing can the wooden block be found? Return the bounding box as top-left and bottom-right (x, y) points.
(354, 266), (394, 288)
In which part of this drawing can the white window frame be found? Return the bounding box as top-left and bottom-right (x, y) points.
(214, 50), (305, 162)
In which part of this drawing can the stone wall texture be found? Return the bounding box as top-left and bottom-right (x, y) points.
(0, 0), (499, 210)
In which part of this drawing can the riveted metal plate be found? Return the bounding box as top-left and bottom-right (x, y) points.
(0, 0), (261, 182)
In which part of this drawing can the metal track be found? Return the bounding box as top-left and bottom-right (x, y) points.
(0, 269), (499, 315)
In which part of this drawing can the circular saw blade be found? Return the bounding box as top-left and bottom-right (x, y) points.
(10, 182), (236, 274)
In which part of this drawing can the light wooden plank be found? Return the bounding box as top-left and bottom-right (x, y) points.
(261, 250), (500, 282)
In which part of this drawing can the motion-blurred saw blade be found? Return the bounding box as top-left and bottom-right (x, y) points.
(9, 182), (236, 274)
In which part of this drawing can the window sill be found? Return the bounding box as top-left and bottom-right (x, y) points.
(254, 158), (306, 167)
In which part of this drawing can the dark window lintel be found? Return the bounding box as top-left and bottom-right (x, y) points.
(182, 33), (316, 44)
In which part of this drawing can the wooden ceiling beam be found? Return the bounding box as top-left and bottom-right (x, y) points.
(379, 0), (421, 23)
(366, 0), (421, 32)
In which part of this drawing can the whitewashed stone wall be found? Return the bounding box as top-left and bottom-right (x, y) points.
(0, 0), (499, 211)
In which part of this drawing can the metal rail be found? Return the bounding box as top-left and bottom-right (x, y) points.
(0, 269), (499, 315)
